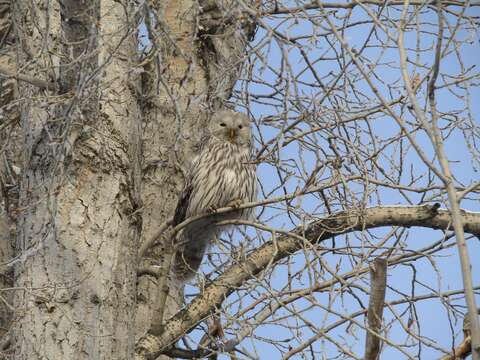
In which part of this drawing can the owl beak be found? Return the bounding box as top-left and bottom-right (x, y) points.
(229, 129), (237, 141)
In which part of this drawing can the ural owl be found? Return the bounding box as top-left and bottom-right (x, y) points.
(173, 110), (257, 281)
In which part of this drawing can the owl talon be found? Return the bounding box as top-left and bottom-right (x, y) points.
(227, 199), (243, 208)
(207, 205), (218, 214)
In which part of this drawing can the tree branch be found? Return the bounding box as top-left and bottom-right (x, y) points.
(0, 65), (56, 91)
(135, 204), (480, 358)
(263, 0), (479, 15)
(138, 177), (360, 258)
(364, 258), (387, 360)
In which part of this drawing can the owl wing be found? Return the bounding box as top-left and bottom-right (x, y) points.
(173, 181), (192, 226)
(173, 135), (213, 226)
(173, 151), (203, 226)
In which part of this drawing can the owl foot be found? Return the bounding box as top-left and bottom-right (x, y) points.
(207, 204), (218, 214)
(227, 199), (243, 208)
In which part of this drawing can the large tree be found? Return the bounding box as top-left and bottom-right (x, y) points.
(0, 0), (479, 359)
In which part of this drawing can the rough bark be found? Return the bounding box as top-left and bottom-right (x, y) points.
(11, 1), (141, 358)
(0, 209), (12, 341)
(2, 0), (256, 358)
(0, 0), (20, 194)
(0, 1), (19, 356)
(0, 0), (15, 109)
(0, 5), (15, 212)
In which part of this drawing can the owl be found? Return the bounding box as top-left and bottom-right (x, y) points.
(173, 110), (257, 281)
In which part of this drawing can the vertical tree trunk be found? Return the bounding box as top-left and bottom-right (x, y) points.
(12, 1), (141, 358)
(136, 0), (256, 346)
(4, 0), (255, 358)
(0, 1), (16, 344)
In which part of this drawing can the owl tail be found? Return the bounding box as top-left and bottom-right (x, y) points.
(173, 228), (213, 282)
(174, 246), (206, 282)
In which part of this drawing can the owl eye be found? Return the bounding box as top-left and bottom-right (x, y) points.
(220, 123), (226, 127)
(238, 124), (243, 129)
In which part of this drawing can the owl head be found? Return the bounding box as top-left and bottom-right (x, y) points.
(209, 110), (252, 147)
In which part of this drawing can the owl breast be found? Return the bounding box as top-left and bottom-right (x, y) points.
(223, 169), (238, 188)
(186, 141), (256, 221)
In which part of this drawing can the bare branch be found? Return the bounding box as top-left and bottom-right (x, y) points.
(264, 0), (480, 15)
(364, 258), (388, 360)
(0, 65), (56, 91)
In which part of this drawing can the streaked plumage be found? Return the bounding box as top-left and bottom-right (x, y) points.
(173, 110), (257, 281)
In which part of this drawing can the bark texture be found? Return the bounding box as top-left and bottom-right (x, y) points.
(11, 1), (141, 358)
(364, 258), (387, 360)
(0, 0), (15, 109)
(0, 0), (15, 345)
(2, 0), (255, 358)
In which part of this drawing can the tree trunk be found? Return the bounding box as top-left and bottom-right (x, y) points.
(6, 0), (255, 358)
(11, 0), (141, 358)
(0, 0), (16, 345)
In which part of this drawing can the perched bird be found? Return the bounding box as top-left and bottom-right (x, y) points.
(173, 110), (257, 281)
